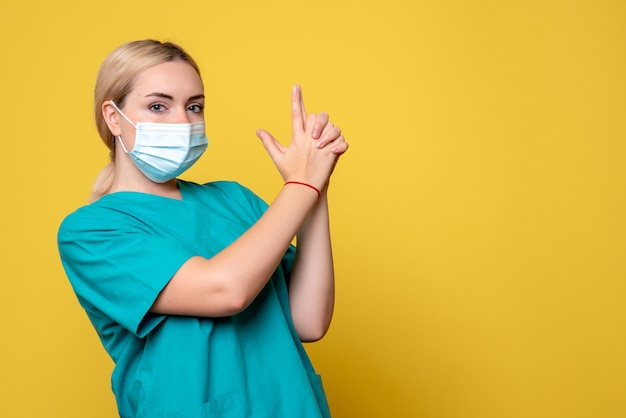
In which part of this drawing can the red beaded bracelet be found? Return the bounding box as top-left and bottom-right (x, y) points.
(284, 181), (321, 198)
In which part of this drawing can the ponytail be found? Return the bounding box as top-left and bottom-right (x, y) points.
(90, 162), (115, 203)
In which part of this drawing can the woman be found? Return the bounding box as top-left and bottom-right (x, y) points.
(57, 39), (348, 417)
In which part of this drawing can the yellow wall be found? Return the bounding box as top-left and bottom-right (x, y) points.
(2, 1), (625, 417)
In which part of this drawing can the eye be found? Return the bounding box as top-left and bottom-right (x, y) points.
(149, 103), (167, 113)
(187, 104), (204, 114)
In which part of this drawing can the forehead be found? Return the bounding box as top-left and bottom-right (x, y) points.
(131, 60), (203, 97)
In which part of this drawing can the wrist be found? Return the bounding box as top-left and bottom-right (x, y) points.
(284, 181), (321, 198)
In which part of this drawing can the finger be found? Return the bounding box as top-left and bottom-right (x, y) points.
(291, 85), (304, 136)
(316, 123), (341, 148)
(329, 136), (349, 155)
(305, 113), (318, 136)
(256, 129), (287, 163)
(299, 85), (307, 119)
(311, 112), (329, 139)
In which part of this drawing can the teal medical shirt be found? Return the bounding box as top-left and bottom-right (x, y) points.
(58, 180), (331, 418)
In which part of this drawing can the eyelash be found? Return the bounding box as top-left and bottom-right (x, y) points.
(188, 104), (204, 113)
(148, 103), (204, 113)
(148, 103), (166, 113)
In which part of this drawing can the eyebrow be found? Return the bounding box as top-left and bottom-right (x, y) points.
(145, 92), (205, 101)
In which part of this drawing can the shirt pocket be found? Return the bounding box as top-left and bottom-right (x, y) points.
(141, 391), (246, 418)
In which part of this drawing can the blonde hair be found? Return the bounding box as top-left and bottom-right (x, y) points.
(90, 39), (201, 202)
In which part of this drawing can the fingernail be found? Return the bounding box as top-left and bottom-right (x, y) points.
(312, 130), (319, 138)
(316, 141), (324, 148)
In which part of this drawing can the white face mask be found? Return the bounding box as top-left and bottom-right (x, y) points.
(109, 100), (209, 183)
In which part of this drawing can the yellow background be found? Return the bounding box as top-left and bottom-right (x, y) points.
(1, 1), (625, 417)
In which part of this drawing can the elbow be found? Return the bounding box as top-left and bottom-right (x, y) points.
(296, 320), (331, 343)
(222, 287), (255, 316)
(292, 304), (334, 342)
(219, 295), (247, 317)
(300, 331), (326, 343)
(299, 329), (328, 343)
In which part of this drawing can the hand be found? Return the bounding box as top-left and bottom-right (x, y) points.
(303, 99), (347, 155)
(314, 118), (348, 155)
(256, 85), (348, 189)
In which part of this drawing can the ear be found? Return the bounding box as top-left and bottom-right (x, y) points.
(102, 101), (122, 136)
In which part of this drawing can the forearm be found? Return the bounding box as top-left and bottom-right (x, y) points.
(289, 188), (335, 341)
(152, 184), (319, 317)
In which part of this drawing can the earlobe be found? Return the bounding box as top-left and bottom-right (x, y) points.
(102, 101), (122, 136)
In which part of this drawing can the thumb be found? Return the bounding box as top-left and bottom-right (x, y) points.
(256, 129), (287, 163)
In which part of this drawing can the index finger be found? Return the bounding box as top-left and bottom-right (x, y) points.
(291, 85), (304, 135)
(300, 86), (307, 119)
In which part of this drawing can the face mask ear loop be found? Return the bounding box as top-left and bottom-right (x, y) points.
(117, 136), (131, 154)
(109, 100), (137, 128)
(109, 101), (135, 155)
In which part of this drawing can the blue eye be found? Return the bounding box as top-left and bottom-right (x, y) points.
(149, 103), (166, 113)
(188, 104), (204, 114)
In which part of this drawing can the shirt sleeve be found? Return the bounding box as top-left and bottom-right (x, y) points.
(58, 205), (196, 337)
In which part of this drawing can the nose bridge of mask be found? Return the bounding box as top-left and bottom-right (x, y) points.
(109, 100), (138, 129)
